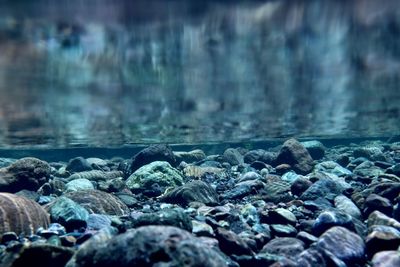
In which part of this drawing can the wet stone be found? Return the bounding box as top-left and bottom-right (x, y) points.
(372, 250), (400, 267)
(367, 210), (400, 230)
(270, 224), (298, 237)
(316, 226), (365, 265)
(223, 148), (244, 166)
(366, 225), (400, 257)
(276, 138), (314, 175)
(267, 208), (297, 226)
(364, 194), (393, 217)
(129, 144), (177, 173)
(65, 178), (94, 192)
(334, 195), (362, 219)
(301, 140), (326, 160)
(215, 227), (253, 256)
(313, 210), (355, 236)
(261, 237), (305, 260)
(66, 157), (92, 173)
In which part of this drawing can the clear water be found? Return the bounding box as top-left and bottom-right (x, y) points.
(0, 0), (399, 149)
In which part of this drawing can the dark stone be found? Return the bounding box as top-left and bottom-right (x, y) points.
(223, 148), (244, 166)
(270, 224), (297, 237)
(47, 196), (89, 227)
(301, 140), (326, 160)
(87, 214), (112, 230)
(1, 232), (18, 244)
(66, 225), (228, 267)
(222, 180), (264, 200)
(244, 150), (277, 165)
(372, 251), (400, 267)
(215, 227), (253, 256)
(296, 231), (318, 246)
(66, 157), (92, 173)
(159, 180), (219, 206)
(291, 177), (312, 196)
(312, 210), (355, 236)
(300, 178), (344, 201)
(366, 225), (400, 257)
(316, 226), (365, 265)
(132, 209), (193, 232)
(0, 244), (74, 267)
(0, 157), (51, 193)
(130, 144), (177, 173)
(261, 237), (305, 259)
(296, 248), (327, 267)
(276, 139), (314, 175)
(364, 194), (393, 217)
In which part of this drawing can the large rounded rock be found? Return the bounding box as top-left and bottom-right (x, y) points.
(366, 225), (400, 257)
(0, 157), (51, 192)
(261, 237), (305, 259)
(276, 139), (314, 175)
(372, 251), (400, 267)
(316, 226), (365, 265)
(159, 180), (219, 206)
(130, 144), (177, 173)
(66, 225), (228, 267)
(301, 140), (326, 160)
(0, 193), (50, 236)
(132, 209), (193, 232)
(126, 161), (184, 197)
(313, 210), (355, 236)
(65, 190), (129, 216)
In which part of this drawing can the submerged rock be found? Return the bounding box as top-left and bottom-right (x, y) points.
(126, 161), (183, 197)
(276, 139), (314, 175)
(66, 225), (228, 267)
(130, 144), (177, 173)
(0, 157), (51, 192)
(0, 193), (50, 236)
(174, 149), (206, 163)
(159, 180), (219, 206)
(132, 209), (193, 232)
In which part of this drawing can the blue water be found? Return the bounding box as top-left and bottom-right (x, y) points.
(0, 0), (399, 149)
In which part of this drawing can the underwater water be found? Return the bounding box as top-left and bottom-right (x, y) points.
(0, 0), (398, 150)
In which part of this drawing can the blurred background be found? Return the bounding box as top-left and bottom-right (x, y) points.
(0, 0), (399, 148)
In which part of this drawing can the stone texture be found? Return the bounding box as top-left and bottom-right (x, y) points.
(261, 237), (305, 259)
(66, 225), (228, 267)
(174, 149), (206, 163)
(313, 210), (355, 236)
(126, 161), (183, 197)
(65, 178), (94, 192)
(159, 180), (219, 206)
(131, 209), (193, 232)
(215, 227), (253, 256)
(130, 144), (177, 173)
(372, 251), (400, 267)
(0, 157), (51, 192)
(0, 193), (50, 235)
(366, 225), (400, 257)
(316, 226), (365, 265)
(301, 140), (326, 160)
(276, 138), (314, 175)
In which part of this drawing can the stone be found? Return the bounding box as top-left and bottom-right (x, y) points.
(0, 157), (51, 192)
(222, 179), (264, 200)
(372, 251), (400, 267)
(130, 144), (177, 173)
(47, 196), (89, 225)
(192, 220), (214, 237)
(276, 139), (314, 175)
(66, 157), (92, 173)
(264, 208), (297, 226)
(314, 161), (352, 177)
(300, 177), (345, 201)
(334, 195), (362, 219)
(366, 225), (400, 257)
(296, 248), (327, 267)
(290, 177), (312, 196)
(301, 140), (326, 160)
(364, 194), (393, 217)
(65, 190), (129, 216)
(0, 244), (74, 267)
(0, 193), (50, 236)
(132, 209), (193, 232)
(223, 148), (244, 165)
(238, 171), (262, 182)
(313, 210), (355, 236)
(159, 180), (219, 206)
(174, 149), (206, 163)
(66, 226), (228, 267)
(215, 227), (253, 256)
(296, 231), (318, 246)
(367, 211), (400, 230)
(67, 170), (123, 182)
(87, 214), (112, 230)
(261, 237), (305, 259)
(65, 178), (94, 192)
(354, 146), (385, 162)
(126, 161), (183, 197)
(182, 165), (225, 180)
(316, 226), (365, 265)
(244, 149), (277, 165)
(270, 224), (298, 237)
(353, 160), (384, 177)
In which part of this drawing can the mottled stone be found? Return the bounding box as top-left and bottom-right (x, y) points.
(276, 139), (314, 175)
(0, 157), (51, 192)
(130, 144), (177, 173)
(65, 178), (94, 192)
(301, 140), (326, 160)
(364, 194), (393, 217)
(47, 196), (89, 225)
(126, 161), (183, 197)
(368, 211), (400, 230)
(215, 227), (253, 256)
(159, 180), (219, 206)
(313, 210), (355, 236)
(372, 251), (400, 267)
(174, 149), (206, 163)
(192, 220), (214, 237)
(366, 225), (400, 257)
(244, 149), (277, 165)
(316, 226), (365, 265)
(66, 226), (228, 267)
(132, 209), (192, 232)
(261, 237), (305, 259)
(223, 148), (244, 165)
(66, 157), (91, 173)
(334, 195), (362, 219)
(270, 224), (298, 237)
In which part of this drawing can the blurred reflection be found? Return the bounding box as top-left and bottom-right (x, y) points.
(0, 0), (399, 147)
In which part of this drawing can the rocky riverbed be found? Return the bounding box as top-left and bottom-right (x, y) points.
(0, 139), (400, 266)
